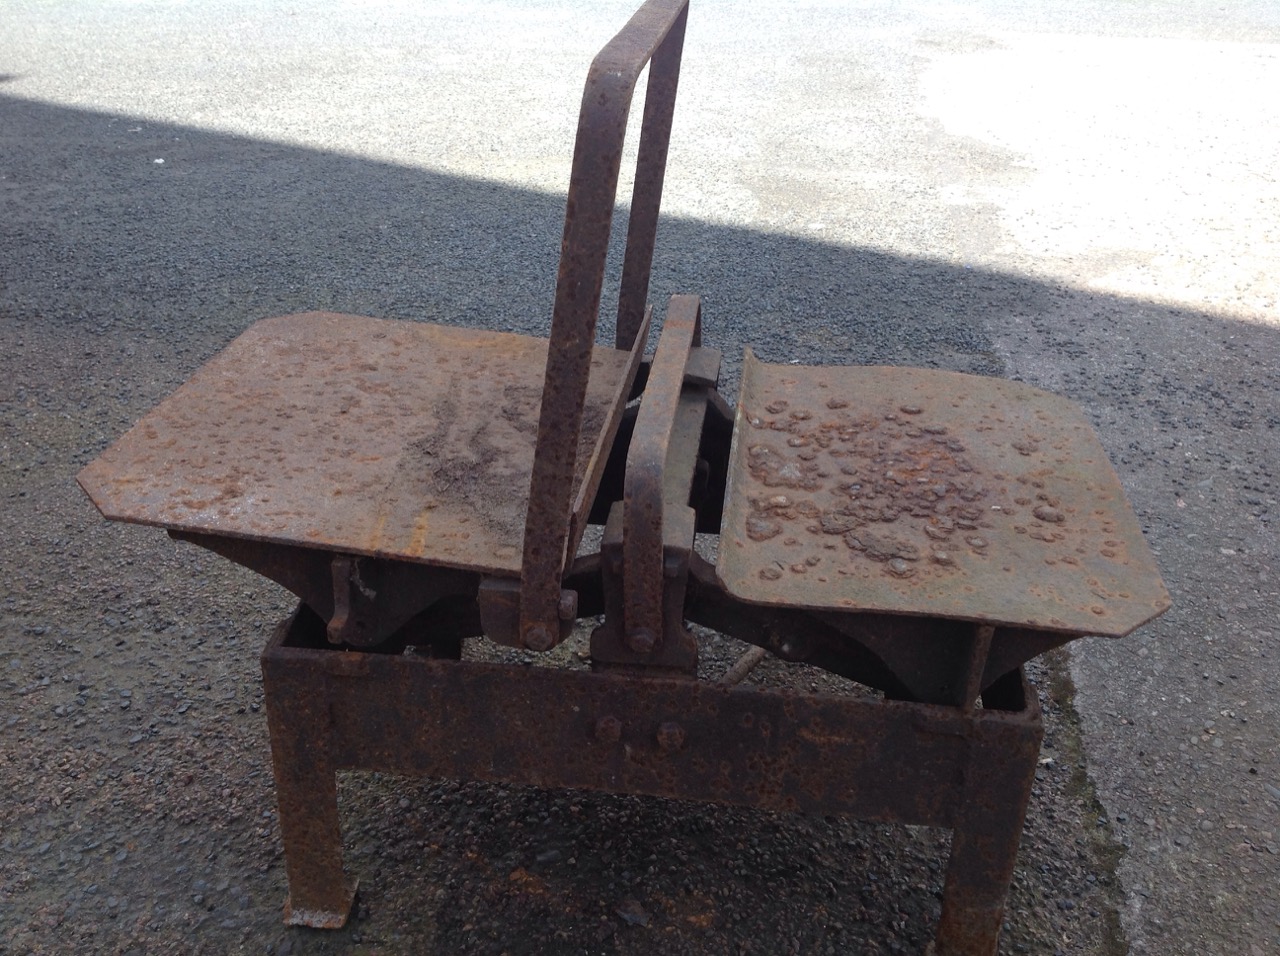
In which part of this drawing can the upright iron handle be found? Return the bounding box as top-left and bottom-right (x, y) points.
(518, 0), (690, 650)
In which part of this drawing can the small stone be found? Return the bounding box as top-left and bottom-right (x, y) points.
(615, 898), (650, 927)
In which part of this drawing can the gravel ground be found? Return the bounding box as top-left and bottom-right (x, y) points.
(3, 1), (1280, 954)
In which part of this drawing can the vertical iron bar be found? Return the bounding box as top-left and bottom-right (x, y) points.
(622, 295), (700, 646)
(615, 6), (688, 350)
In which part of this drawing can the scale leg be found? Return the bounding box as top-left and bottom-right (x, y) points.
(263, 660), (357, 928)
(933, 723), (1039, 955)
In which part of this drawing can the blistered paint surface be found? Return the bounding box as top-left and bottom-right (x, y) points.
(718, 351), (1169, 636)
(78, 312), (631, 575)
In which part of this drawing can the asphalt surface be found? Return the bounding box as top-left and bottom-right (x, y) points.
(3, 1), (1279, 954)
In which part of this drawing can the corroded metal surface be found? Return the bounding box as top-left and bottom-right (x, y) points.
(613, 0), (687, 351)
(78, 312), (633, 575)
(622, 295), (701, 648)
(718, 351), (1170, 636)
(263, 604), (1042, 952)
(517, 0), (688, 647)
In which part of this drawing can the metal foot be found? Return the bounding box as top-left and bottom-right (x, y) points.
(283, 879), (358, 929)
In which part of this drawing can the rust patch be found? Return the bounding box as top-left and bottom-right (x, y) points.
(77, 312), (632, 576)
(718, 350), (1170, 636)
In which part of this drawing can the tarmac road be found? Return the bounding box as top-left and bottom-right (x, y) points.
(3, 1), (1279, 954)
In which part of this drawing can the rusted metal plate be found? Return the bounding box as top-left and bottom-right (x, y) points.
(717, 351), (1170, 636)
(78, 312), (632, 575)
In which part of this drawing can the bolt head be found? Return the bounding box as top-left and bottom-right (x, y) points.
(523, 625), (554, 652)
(626, 628), (657, 654)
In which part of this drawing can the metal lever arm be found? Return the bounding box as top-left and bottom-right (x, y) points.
(519, 0), (690, 651)
(623, 294), (701, 647)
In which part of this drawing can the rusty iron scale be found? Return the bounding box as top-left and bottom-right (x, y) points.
(77, 1), (1168, 953)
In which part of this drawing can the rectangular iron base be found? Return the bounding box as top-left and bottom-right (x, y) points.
(262, 604), (1043, 954)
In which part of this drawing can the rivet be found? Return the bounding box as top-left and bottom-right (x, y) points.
(656, 721), (685, 753)
(595, 715), (622, 744)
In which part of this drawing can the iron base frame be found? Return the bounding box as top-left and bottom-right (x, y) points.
(263, 602), (1042, 955)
